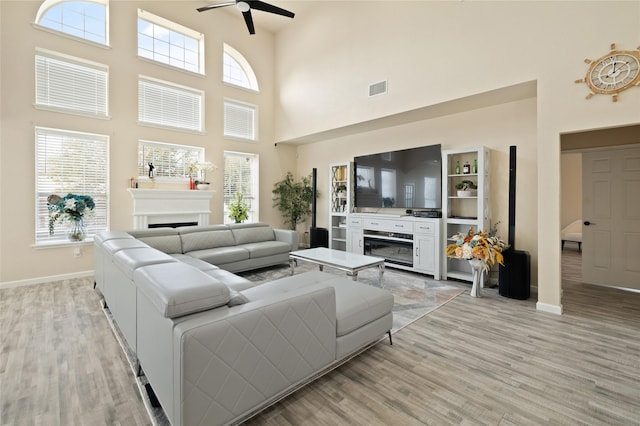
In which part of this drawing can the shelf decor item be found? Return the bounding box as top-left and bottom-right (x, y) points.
(47, 193), (95, 241)
(189, 161), (217, 190)
(455, 180), (477, 197)
(445, 225), (508, 297)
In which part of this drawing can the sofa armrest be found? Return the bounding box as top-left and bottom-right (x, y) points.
(172, 284), (336, 426)
(274, 228), (299, 251)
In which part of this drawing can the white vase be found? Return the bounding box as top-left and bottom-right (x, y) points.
(197, 183), (210, 190)
(468, 258), (485, 297)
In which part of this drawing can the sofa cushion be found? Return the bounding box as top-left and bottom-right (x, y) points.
(94, 231), (134, 245)
(180, 226), (236, 253)
(113, 247), (178, 280)
(186, 246), (249, 265)
(135, 263), (230, 318)
(102, 238), (149, 255)
(171, 254), (219, 272)
(241, 271), (336, 301)
(227, 290), (249, 306)
(242, 241), (291, 259)
(204, 269), (255, 291)
(325, 277), (394, 337)
(126, 228), (183, 254)
(230, 223), (275, 245)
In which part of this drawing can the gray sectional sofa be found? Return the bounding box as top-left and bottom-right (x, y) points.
(94, 223), (394, 426)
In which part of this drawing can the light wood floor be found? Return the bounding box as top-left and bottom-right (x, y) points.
(2, 250), (639, 425)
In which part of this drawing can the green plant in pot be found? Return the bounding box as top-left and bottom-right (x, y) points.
(228, 192), (249, 223)
(455, 180), (477, 196)
(272, 172), (315, 230)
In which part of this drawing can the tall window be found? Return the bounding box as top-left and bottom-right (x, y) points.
(224, 99), (257, 141)
(223, 43), (259, 91)
(137, 9), (204, 74)
(36, 0), (108, 45)
(138, 141), (203, 180)
(138, 76), (204, 133)
(223, 151), (259, 223)
(35, 49), (108, 118)
(35, 127), (109, 243)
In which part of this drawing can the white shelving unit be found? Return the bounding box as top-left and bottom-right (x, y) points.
(329, 162), (353, 251)
(441, 147), (490, 282)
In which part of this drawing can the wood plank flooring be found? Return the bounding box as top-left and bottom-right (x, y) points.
(2, 250), (639, 425)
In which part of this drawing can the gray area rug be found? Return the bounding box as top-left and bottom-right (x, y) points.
(103, 262), (465, 426)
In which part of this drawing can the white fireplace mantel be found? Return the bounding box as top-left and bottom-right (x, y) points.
(128, 189), (215, 229)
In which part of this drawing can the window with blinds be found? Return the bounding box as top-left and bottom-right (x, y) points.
(138, 76), (204, 133)
(223, 151), (259, 223)
(35, 50), (108, 118)
(138, 140), (203, 180)
(224, 100), (256, 141)
(35, 127), (109, 243)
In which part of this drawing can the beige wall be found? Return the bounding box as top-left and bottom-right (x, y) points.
(0, 1), (296, 284)
(274, 1), (640, 312)
(561, 153), (582, 228)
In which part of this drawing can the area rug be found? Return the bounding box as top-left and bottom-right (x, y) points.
(103, 263), (465, 426)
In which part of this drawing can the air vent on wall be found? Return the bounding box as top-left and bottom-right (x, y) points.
(369, 80), (387, 97)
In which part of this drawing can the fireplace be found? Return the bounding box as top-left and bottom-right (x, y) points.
(128, 189), (215, 229)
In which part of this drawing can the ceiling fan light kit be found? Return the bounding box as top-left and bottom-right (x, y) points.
(197, 0), (295, 35)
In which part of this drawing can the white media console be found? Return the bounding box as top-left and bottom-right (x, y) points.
(346, 213), (441, 279)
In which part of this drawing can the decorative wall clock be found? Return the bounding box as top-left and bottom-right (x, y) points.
(575, 43), (640, 102)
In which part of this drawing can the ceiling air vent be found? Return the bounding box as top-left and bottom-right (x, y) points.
(369, 80), (387, 97)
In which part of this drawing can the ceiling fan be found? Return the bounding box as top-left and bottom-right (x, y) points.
(197, 1), (295, 35)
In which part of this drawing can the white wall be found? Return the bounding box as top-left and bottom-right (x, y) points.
(274, 1), (640, 312)
(0, 1), (297, 284)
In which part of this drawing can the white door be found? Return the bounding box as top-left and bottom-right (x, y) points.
(582, 147), (640, 290)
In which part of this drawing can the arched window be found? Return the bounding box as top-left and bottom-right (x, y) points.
(223, 43), (259, 91)
(36, 0), (108, 45)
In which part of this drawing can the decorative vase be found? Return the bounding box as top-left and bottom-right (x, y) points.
(197, 183), (210, 190)
(468, 258), (485, 297)
(66, 218), (86, 242)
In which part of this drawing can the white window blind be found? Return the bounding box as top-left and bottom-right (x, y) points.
(35, 50), (108, 117)
(223, 151), (259, 223)
(224, 100), (256, 141)
(35, 127), (109, 243)
(138, 77), (203, 132)
(138, 140), (203, 179)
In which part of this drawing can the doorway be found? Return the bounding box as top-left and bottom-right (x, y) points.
(560, 124), (640, 296)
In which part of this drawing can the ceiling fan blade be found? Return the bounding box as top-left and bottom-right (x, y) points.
(249, 0), (295, 18)
(242, 10), (256, 34)
(196, 2), (236, 13)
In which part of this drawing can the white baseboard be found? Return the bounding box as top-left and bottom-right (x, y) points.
(536, 301), (563, 315)
(0, 270), (94, 289)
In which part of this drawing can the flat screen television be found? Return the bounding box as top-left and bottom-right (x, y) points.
(354, 144), (442, 210)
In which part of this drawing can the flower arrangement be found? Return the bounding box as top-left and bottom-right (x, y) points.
(47, 193), (95, 236)
(189, 161), (218, 184)
(446, 224), (508, 272)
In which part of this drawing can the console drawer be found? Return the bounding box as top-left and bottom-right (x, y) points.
(363, 218), (413, 233)
(415, 222), (435, 235)
(347, 216), (363, 227)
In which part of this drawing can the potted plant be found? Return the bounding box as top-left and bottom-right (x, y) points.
(336, 183), (347, 198)
(228, 192), (249, 223)
(272, 172), (315, 230)
(455, 180), (477, 197)
(189, 161), (217, 190)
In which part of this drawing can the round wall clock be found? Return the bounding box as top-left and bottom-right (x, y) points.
(575, 43), (640, 102)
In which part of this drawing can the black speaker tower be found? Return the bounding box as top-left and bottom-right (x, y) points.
(309, 168), (328, 248)
(498, 146), (531, 299)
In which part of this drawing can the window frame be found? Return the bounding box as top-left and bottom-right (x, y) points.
(138, 75), (205, 134)
(223, 43), (259, 92)
(34, 126), (109, 245)
(223, 99), (258, 142)
(223, 151), (259, 224)
(35, 48), (109, 119)
(137, 9), (205, 75)
(35, 0), (109, 46)
(137, 140), (204, 183)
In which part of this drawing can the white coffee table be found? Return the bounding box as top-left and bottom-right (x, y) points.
(289, 247), (385, 283)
